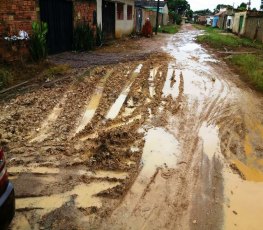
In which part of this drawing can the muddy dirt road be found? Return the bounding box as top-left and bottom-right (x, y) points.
(1, 24), (263, 230)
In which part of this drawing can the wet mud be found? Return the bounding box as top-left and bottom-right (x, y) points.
(1, 24), (263, 229)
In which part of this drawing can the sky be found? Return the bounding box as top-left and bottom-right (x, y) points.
(187, 0), (262, 11)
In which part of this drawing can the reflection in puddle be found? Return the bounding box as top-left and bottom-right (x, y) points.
(9, 166), (59, 175)
(199, 123), (221, 160)
(141, 127), (180, 177)
(162, 63), (180, 100)
(75, 70), (113, 134)
(17, 181), (119, 213)
(149, 67), (158, 97)
(106, 64), (143, 120)
(78, 170), (128, 180)
(122, 98), (136, 117)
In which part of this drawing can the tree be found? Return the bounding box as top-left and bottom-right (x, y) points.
(167, 0), (191, 24)
(237, 2), (247, 11)
(213, 4), (232, 14)
(194, 9), (212, 16)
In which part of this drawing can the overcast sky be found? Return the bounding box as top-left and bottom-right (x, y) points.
(187, 0), (262, 11)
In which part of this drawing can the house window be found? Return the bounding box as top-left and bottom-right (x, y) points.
(117, 3), (124, 20)
(127, 5), (133, 20)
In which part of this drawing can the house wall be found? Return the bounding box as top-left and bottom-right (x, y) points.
(226, 16), (233, 30)
(115, 0), (134, 38)
(232, 12), (247, 34)
(97, 0), (102, 27)
(244, 17), (263, 42)
(0, 0), (38, 37)
(74, 1), (97, 26)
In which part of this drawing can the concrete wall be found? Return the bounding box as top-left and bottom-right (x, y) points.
(115, 0), (134, 38)
(97, 0), (102, 27)
(232, 12), (247, 34)
(244, 17), (263, 42)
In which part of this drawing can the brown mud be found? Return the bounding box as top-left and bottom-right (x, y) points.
(1, 24), (263, 230)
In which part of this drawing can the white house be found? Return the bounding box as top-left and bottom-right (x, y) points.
(97, 0), (135, 39)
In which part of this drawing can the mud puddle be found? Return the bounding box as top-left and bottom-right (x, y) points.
(148, 67), (159, 97)
(199, 122), (221, 160)
(141, 127), (180, 177)
(74, 70), (113, 134)
(223, 167), (263, 230)
(17, 181), (120, 213)
(106, 64), (143, 120)
(162, 63), (180, 100)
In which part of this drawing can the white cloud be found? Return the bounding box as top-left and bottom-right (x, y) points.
(188, 0), (262, 11)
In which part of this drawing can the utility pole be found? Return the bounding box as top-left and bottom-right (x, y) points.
(155, 0), (160, 35)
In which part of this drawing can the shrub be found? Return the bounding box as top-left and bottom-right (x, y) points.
(73, 23), (95, 51)
(0, 69), (13, 89)
(29, 21), (48, 62)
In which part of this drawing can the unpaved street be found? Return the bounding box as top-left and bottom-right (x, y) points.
(1, 24), (263, 230)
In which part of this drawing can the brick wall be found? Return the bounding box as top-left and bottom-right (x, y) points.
(74, 1), (97, 26)
(0, 0), (38, 37)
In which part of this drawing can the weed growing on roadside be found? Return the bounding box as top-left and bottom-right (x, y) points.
(230, 54), (263, 90)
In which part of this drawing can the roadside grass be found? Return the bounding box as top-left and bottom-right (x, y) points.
(195, 25), (263, 50)
(229, 54), (263, 90)
(195, 24), (263, 91)
(158, 24), (180, 34)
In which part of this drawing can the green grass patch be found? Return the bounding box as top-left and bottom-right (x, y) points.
(158, 25), (180, 34)
(229, 54), (263, 90)
(195, 24), (263, 50)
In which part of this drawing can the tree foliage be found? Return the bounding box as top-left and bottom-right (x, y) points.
(167, 0), (191, 24)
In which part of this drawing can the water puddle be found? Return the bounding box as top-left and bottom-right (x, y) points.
(141, 127), (180, 177)
(148, 67), (158, 97)
(223, 167), (263, 230)
(17, 181), (120, 213)
(198, 123), (221, 160)
(9, 166), (59, 175)
(78, 170), (128, 180)
(162, 63), (180, 100)
(122, 97), (136, 117)
(30, 93), (68, 143)
(75, 70), (113, 134)
(106, 64), (143, 120)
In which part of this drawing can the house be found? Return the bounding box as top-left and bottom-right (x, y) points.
(135, 0), (169, 33)
(0, 0), (96, 58)
(97, 0), (135, 39)
(206, 16), (214, 26)
(197, 16), (207, 25)
(232, 11), (247, 34)
(212, 15), (219, 27)
(244, 10), (263, 42)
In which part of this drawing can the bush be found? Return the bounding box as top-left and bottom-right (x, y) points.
(0, 69), (13, 89)
(73, 23), (95, 51)
(29, 21), (48, 62)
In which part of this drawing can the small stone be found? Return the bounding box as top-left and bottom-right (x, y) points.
(193, 220), (197, 224)
(233, 210), (238, 215)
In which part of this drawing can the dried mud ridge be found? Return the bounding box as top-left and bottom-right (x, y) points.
(1, 25), (263, 230)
